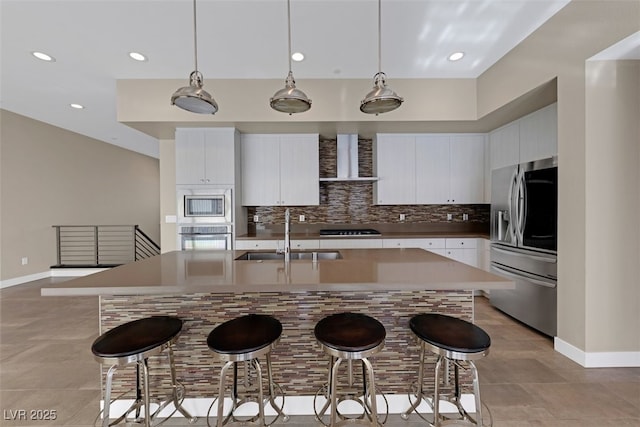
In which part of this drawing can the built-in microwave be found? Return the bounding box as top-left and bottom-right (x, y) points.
(178, 188), (232, 224)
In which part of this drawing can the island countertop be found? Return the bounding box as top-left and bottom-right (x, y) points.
(42, 248), (512, 296)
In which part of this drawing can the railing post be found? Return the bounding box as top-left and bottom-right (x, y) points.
(133, 225), (139, 261)
(54, 226), (61, 266)
(94, 225), (99, 266)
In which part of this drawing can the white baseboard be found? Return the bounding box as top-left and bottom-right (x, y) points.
(555, 337), (640, 367)
(104, 393), (477, 419)
(0, 268), (107, 289)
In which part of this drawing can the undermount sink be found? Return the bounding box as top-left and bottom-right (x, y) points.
(235, 251), (342, 261)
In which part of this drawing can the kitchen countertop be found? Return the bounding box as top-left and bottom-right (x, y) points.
(41, 248), (511, 297)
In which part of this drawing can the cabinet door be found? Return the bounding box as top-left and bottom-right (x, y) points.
(449, 135), (485, 203)
(203, 129), (236, 184)
(279, 135), (319, 206)
(176, 129), (206, 184)
(319, 239), (383, 249)
(415, 135), (449, 204)
(490, 122), (519, 170)
(234, 239), (279, 250)
(444, 248), (478, 267)
(241, 135), (281, 206)
(374, 135), (416, 204)
(519, 103), (557, 162)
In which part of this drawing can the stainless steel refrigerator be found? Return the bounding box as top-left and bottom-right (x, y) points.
(490, 157), (558, 336)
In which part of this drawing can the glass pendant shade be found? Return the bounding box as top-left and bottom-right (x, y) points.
(360, 72), (403, 114)
(270, 71), (312, 114)
(171, 71), (218, 114)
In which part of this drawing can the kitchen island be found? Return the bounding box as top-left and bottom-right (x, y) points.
(42, 248), (512, 415)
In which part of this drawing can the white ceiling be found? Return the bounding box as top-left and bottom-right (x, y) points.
(1, 0), (576, 158)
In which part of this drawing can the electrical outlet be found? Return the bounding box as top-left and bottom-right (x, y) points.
(299, 214), (305, 222)
(21, 257), (28, 265)
(399, 214), (406, 221)
(447, 213), (453, 221)
(463, 213), (469, 221)
(253, 215), (260, 223)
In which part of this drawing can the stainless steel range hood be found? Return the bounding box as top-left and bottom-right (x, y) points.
(320, 134), (378, 182)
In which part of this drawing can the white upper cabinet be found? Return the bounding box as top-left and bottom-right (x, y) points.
(519, 103), (557, 163)
(176, 128), (238, 185)
(490, 103), (557, 170)
(415, 135), (450, 203)
(374, 135), (416, 204)
(489, 122), (520, 170)
(241, 134), (319, 206)
(374, 133), (485, 205)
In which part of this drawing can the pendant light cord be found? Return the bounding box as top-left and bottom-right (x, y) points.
(377, 0), (381, 74)
(193, 0), (199, 72)
(287, 0), (292, 73)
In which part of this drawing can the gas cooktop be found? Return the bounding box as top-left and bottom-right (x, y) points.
(319, 229), (381, 237)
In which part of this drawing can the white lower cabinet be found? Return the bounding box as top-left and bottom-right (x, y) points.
(443, 238), (478, 267)
(319, 239), (383, 249)
(235, 239), (320, 251)
(382, 238), (445, 252)
(291, 240), (320, 250)
(235, 240), (279, 250)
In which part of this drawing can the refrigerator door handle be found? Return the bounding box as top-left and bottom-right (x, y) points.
(497, 210), (504, 241)
(516, 169), (525, 244)
(508, 168), (519, 243)
(491, 264), (557, 288)
(491, 245), (557, 263)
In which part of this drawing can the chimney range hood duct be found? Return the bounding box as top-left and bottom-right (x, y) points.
(336, 134), (359, 179)
(321, 134), (378, 182)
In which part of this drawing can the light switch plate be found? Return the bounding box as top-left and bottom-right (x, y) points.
(299, 215), (306, 222)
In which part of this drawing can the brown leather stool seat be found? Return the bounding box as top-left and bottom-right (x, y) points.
(91, 316), (196, 427)
(314, 312), (387, 427)
(401, 313), (491, 427)
(206, 314), (287, 427)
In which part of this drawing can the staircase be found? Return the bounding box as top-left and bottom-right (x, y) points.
(52, 225), (160, 268)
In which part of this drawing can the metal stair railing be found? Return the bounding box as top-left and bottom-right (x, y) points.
(52, 225), (160, 268)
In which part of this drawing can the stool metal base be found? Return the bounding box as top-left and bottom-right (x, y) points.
(314, 341), (387, 427)
(207, 353), (288, 427)
(401, 340), (491, 427)
(96, 343), (197, 427)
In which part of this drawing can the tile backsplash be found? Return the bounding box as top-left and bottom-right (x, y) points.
(247, 138), (489, 226)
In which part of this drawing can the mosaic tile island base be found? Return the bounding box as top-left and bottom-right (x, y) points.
(42, 248), (513, 415)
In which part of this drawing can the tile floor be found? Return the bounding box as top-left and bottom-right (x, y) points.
(1, 278), (639, 426)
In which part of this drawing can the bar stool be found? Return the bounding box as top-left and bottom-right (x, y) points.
(91, 315), (197, 427)
(206, 314), (287, 427)
(313, 312), (387, 427)
(401, 313), (491, 427)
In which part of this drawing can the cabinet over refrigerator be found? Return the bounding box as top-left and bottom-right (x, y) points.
(490, 157), (558, 336)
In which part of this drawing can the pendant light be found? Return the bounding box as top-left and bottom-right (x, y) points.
(171, 0), (218, 114)
(270, 0), (312, 114)
(360, 0), (403, 115)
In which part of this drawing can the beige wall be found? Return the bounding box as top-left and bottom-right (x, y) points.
(585, 60), (640, 352)
(478, 1), (639, 355)
(159, 138), (178, 253)
(0, 110), (160, 281)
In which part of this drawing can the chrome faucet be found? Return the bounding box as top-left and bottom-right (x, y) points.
(284, 208), (291, 263)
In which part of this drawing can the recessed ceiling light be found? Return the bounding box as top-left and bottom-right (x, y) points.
(129, 52), (147, 62)
(291, 52), (305, 62)
(448, 52), (465, 61)
(70, 103), (85, 109)
(32, 51), (55, 62)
